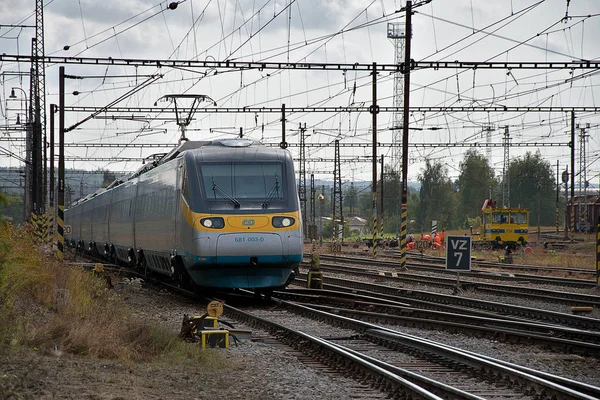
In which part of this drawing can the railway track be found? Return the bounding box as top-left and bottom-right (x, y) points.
(305, 258), (600, 308)
(226, 294), (600, 400)
(316, 254), (596, 288)
(70, 254), (600, 398)
(296, 273), (600, 331)
(338, 250), (594, 277)
(274, 287), (600, 356)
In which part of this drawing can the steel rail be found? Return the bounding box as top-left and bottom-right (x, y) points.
(278, 293), (600, 356)
(222, 302), (447, 400)
(317, 254), (597, 288)
(275, 298), (600, 399)
(309, 261), (600, 307)
(299, 274), (600, 330)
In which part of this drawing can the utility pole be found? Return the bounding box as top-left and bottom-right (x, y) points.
(570, 111), (575, 233)
(562, 168), (569, 240)
(501, 126), (510, 207)
(49, 104), (55, 242)
(578, 123), (589, 232)
(310, 173), (315, 240)
(380, 154), (384, 239)
(298, 123), (307, 239)
(332, 140), (343, 242)
(319, 185), (325, 243)
(280, 103), (287, 149)
(399, 0), (413, 270)
(556, 160), (559, 234)
(371, 62), (378, 258)
(387, 22), (405, 168)
(34, 0), (46, 213)
(57, 67), (65, 259)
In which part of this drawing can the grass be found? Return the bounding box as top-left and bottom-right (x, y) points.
(0, 222), (225, 366)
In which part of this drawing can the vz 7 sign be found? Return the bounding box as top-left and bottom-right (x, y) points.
(446, 236), (471, 271)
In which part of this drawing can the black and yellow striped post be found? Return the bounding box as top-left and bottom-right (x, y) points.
(570, 206), (575, 235)
(47, 212), (54, 244)
(399, 203), (408, 270)
(57, 66), (65, 260)
(57, 205), (64, 259)
(596, 216), (600, 285)
(372, 214), (377, 258)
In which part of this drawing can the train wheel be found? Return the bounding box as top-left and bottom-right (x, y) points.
(172, 256), (192, 290)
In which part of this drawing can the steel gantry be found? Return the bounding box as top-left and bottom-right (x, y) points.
(3, 54), (600, 71)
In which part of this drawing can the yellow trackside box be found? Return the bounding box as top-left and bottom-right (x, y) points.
(200, 330), (229, 348)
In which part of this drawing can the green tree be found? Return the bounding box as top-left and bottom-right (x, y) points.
(456, 150), (497, 227)
(509, 151), (556, 227)
(416, 160), (459, 231)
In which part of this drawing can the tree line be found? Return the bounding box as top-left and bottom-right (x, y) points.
(338, 150), (561, 236)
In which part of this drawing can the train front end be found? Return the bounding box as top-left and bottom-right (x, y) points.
(180, 139), (303, 289)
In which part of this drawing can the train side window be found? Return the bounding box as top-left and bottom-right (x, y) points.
(182, 168), (190, 202)
(493, 212), (508, 223)
(511, 212), (527, 224)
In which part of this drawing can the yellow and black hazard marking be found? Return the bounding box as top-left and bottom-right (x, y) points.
(372, 216), (377, 258)
(57, 205), (64, 259)
(31, 213), (52, 244)
(399, 204), (408, 270)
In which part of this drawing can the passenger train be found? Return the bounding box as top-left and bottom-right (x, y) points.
(65, 138), (303, 293)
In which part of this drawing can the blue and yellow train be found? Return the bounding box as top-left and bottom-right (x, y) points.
(477, 199), (529, 247)
(65, 138), (303, 292)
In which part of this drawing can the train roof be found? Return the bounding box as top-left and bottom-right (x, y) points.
(157, 138), (264, 165)
(68, 139), (275, 208)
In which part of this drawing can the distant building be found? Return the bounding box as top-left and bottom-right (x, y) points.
(347, 216), (368, 236)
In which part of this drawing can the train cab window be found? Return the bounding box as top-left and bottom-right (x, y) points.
(201, 162), (285, 201)
(182, 168), (190, 202)
(493, 212), (509, 224)
(511, 212), (527, 224)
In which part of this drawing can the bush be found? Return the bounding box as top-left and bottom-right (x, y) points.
(0, 223), (218, 364)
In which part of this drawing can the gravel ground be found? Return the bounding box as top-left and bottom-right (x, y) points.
(3, 247), (600, 399)
(0, 279), (372, 400)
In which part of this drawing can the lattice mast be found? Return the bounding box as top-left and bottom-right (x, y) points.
(332, 140), (343, 241)
(501, 126), (510, 207)
(310, 173), (316, 240)
(298, 123), (307, 238)
(387, 22), (405, 170)
(34, 0), (46, 213)
(578, 123), (589, 231)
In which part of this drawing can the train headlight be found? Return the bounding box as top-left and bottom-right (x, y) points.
(272, 216), (294, 228)
(201, 217), (225, 229)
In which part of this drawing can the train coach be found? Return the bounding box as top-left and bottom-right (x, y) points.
(65, 138), (303, 294)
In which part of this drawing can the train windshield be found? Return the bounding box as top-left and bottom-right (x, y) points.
(510, 212), (527, 224)
(201, 162), (285, 201)
(492, 212), (509, 224)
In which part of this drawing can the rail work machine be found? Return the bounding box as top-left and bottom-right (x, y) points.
(476, 199), (529, 247)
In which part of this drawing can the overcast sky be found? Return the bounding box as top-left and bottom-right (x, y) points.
(1, 0), (600, 190)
